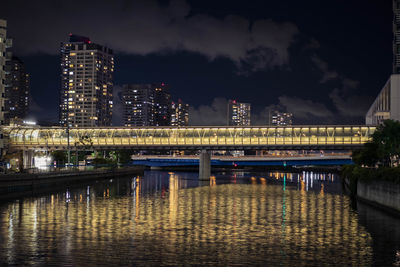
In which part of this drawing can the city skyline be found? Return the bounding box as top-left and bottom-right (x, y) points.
(0, 0), (394, 125)
(1, 3), (400, 266)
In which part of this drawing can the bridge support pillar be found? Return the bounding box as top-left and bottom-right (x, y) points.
(23, 150), (34, 169)
(199, 150), (211, 180)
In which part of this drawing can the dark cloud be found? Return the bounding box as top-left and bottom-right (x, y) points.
(304, 38), (320, 50)
(189, 98), (228, 125)
(112, 85), (124, 126)
(25, 96), (45, 122)
(278, 96), (334, 121)
(329, 89), (372, 117)
(1, 0), (298, 73)
(311, 56), (339, 83)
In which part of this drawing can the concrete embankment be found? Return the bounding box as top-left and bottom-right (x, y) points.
(0, 166), (144, 200)
(357, 180), (400, 215)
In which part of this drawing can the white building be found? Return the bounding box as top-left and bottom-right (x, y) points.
(366, 75), (400, 125)
(366, 1), (400, 125)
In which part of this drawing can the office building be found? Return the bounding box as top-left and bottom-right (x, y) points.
(59, 34), (114, 127)
(366, 1), (400, 124)
(122, 84), (154, 126)
(227, 100), (251, 126)
(0, 19), (12, 154)
(5, 56), (30, 124)
(171, 99), (189, 126)
(270, 111), (293, 126)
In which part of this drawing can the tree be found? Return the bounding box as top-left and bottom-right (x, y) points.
(354, 120), (400, 167)
(352, 142), (380, 167)
(117, 150), (133, 164)
(51, 151), (67, 167)
(372, 120), (400, 167)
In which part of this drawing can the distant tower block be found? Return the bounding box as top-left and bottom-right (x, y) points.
(227, 100), (251, 126)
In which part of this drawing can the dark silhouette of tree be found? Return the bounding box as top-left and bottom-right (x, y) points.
(354, 120), (400, 167)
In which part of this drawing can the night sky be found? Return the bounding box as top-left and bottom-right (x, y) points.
(0, 0), (393, 125)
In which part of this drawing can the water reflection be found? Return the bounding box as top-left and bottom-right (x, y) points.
(0, 171), (397, 266)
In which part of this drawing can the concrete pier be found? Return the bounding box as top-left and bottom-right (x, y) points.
(199, 150), (211, 180)
(23, 150), (34, 169)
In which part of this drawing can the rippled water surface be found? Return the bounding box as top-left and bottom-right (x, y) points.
(0, 171), (399, 266)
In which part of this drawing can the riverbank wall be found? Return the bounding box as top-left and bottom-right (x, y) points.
(0, 166), (145, 200)
(357, 180), (400, 214)
(343, 176), (400, 215)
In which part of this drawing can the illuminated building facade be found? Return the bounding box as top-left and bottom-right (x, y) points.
(4, 57), (29, 124)
(122, 84), (154, 126)
(366, 1), (400, 125)
(0, 19), (12, 153)
(270, 111), (293, 126)
(59, 34), (114, 127)
(171, 99), (189, 126)
(123, 83), (171, 126)
(227, 100), (251, 126)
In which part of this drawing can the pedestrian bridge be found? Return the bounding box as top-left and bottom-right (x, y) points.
(3, 125), (376, 150)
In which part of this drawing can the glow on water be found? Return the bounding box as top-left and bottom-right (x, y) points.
(0, 171), (398, 266)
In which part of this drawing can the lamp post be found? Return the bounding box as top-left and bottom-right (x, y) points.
(66, 90), (71, 168)
(67, 124), (71, 168)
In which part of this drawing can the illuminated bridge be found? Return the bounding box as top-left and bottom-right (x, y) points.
(3, 125), (376, 151)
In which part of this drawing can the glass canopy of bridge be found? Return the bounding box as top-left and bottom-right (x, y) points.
(4, 126), (376, 148)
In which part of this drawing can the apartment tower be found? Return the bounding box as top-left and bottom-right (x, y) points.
(5, 56), (30, 124)
(0, 20), (12, 154)
(59, 34), (114, 127)
(171, 99), (189, 126)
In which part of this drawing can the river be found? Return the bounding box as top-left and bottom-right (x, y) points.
(0, 170), (399, 266)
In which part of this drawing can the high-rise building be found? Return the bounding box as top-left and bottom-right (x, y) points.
(122, 83), (172, 127)
(227, 100), (251, 126)
(59, 34), (114, 127)
(153, 82), (171, 126)
(0, 19), (12, 154)
(171, 99), (189, 126)
(122, 84), (154, 126)
(394, 0), (400, 74)
(270, 111), (293, 126)
(4, 56), (30, 124)
(366, 1), (400, 124)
